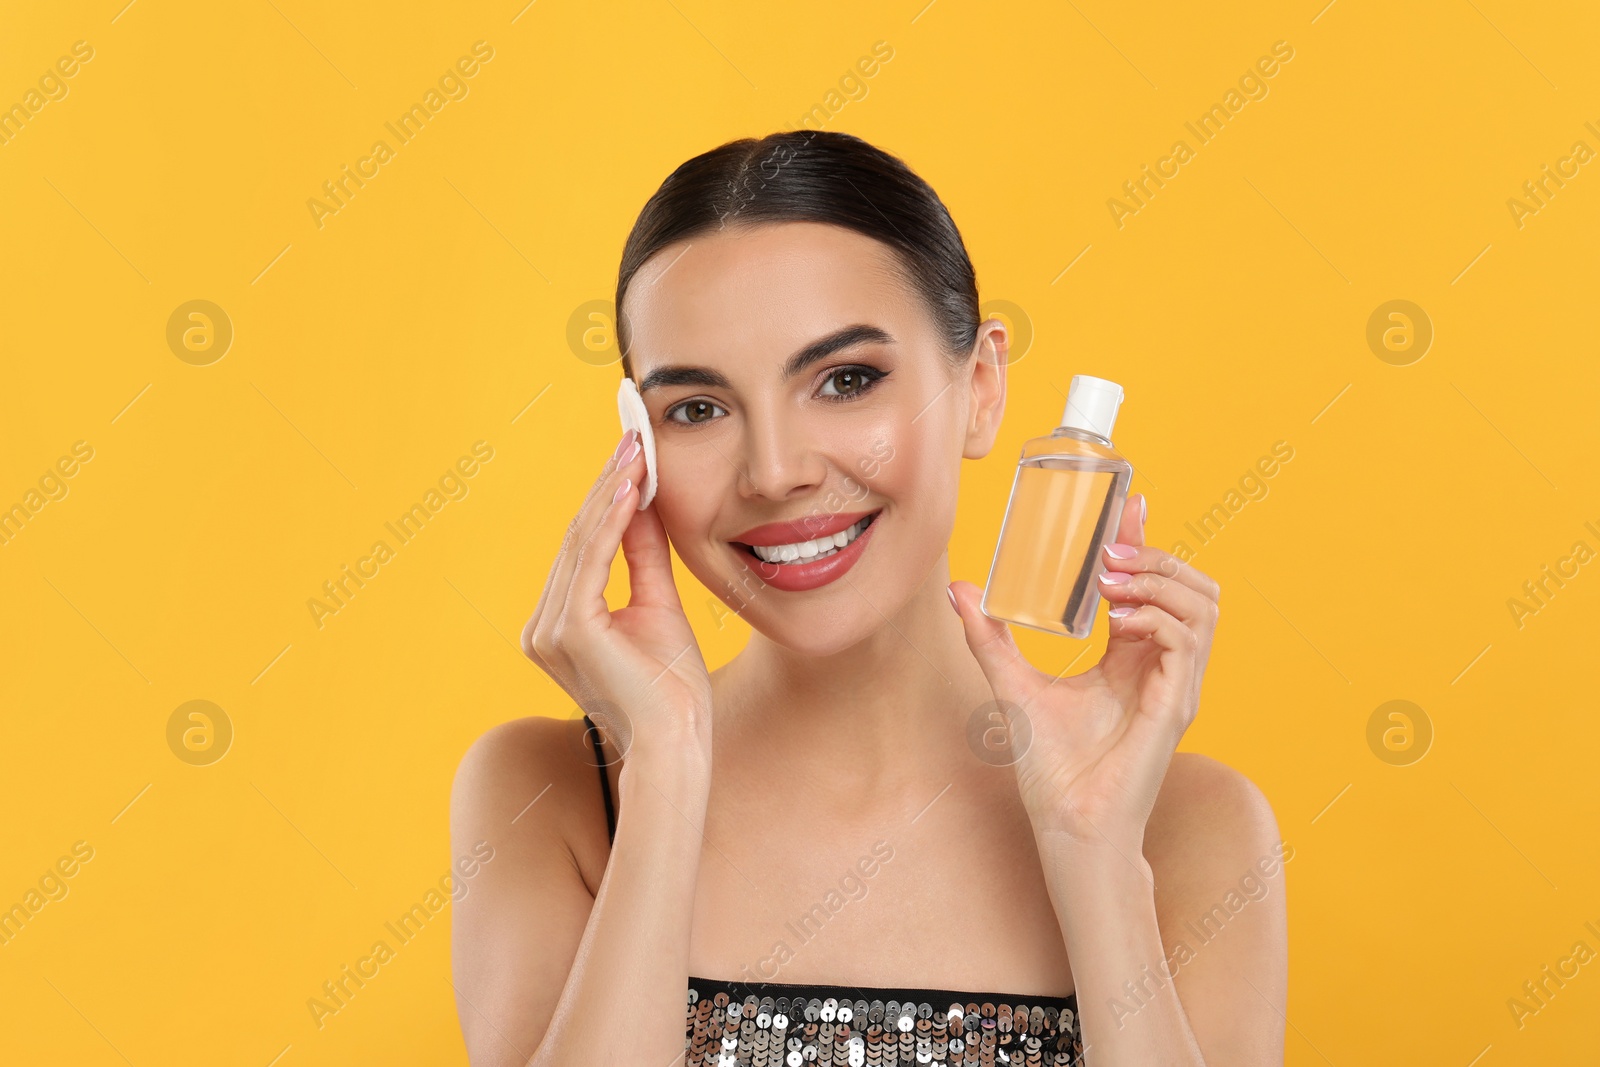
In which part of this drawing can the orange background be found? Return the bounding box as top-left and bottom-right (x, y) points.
(2, 1), (1597, 1063)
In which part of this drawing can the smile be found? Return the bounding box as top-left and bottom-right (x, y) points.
(748, 512), (875, 563)
(729, 509), (882, 592)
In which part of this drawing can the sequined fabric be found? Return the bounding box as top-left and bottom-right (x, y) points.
(685, 975), (1083, 1067)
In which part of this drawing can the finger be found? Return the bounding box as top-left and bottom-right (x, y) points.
(1100, 541), (1220, 603)
(523, 430), (641, 657)
(1097, 564), (1216, 629)
(947, 580), (1045, 707)
(1112, 492), (1145, 550)
(620, 495), (685, 612)
(1105, 603), (1200, 736)
(567, 467), (646, 627)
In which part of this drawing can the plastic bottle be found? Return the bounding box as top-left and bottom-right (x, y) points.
(980, 375), (1134, 638)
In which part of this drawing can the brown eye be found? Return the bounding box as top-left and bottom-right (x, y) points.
(819, 365), (887, 401)
(666, 399), (727, 425)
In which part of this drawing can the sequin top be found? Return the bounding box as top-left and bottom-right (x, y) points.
(581, 715), (1085, 1066)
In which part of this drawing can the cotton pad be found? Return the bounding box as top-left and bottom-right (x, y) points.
(616, 377), (658, 510)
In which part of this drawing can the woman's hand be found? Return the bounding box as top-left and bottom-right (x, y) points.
(948, 493), (1220, 855)
(521, 427), (712, 761)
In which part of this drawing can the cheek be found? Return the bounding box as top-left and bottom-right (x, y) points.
(651, 435), (729, 535)
(841, 409), (944, 502)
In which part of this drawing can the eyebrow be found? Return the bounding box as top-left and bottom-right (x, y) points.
(636, 323), (895, 394)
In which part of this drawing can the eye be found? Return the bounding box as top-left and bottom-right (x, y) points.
(818, 365), (888, 402)
(664, 398), (728, 425)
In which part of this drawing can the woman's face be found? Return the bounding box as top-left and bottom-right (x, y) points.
(622, 220), (1006, 656)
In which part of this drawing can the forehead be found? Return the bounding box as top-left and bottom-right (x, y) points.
(622, 221), (919, 366)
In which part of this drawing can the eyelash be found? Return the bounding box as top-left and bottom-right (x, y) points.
(663, 364), (890, 426)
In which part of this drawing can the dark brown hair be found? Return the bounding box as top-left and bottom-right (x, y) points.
(614, 130), (980, 380)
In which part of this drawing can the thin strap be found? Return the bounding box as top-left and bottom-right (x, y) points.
(583, 714), (616, 845)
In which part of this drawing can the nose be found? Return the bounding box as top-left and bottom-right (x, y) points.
(734, 405), (827, 502)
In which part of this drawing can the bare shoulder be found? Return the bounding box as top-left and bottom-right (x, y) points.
(1140, 757), (1289, 1060)
(1145, 753), (1288, 902)
(450, 715), (609, 890)
(449, 716), (616, 1063)
(452, 715), (568, 820)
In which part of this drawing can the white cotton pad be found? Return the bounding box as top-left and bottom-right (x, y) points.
(616, 377), (658, 510)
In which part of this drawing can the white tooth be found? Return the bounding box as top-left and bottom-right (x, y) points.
(749, 515), (878, 564)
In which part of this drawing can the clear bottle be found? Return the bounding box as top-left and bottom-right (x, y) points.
(980, 375), (1134, 639)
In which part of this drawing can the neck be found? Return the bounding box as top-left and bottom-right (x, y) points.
(713, 554), (995, 801)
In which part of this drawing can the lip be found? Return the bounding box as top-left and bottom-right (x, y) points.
(729, 509), (882, 592)
(730, 508), (879, 547)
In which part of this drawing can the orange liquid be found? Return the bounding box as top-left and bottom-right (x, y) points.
(982, 458), (1128, 638)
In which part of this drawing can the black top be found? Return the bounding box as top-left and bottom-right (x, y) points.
(584, 714), (617, 842)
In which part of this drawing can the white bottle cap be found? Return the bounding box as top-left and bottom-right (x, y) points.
(1060, 374), (1124, 440)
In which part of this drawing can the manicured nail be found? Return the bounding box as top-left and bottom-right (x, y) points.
(613, 478), (631, 503)
(947, 586), (959, 613)
(613, 429), (636, 461)
(620, 436), (642, 464)
(1104, 543), (1136, 559)
(1139, 495), (1147, 525)
(1109, 605), (1137, 618)
(1098, 570), (1131, 585)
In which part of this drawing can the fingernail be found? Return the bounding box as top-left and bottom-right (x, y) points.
(620, 436), (642, 464)
(1098, 570), (1132, 585)
(1109, 605), (1137, 618)
(613, 478), (631, 503)
(613, 429), (636, 461)
(1104, 543), (1136, 559)
(1140, 495), (1148, 525)
(947, 586), (959, 613)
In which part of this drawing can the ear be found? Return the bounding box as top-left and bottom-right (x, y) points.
(962, 318), (1009, 460)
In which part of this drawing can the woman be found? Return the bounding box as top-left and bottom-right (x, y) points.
(451, 130), (1287, 1065)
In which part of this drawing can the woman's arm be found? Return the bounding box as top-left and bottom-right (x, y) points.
(949, 492), (1286, 1063)
(453, 426), (716, 1063)
(450, 716), (711, 1067)
(1036, 756), (1287, 1064)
